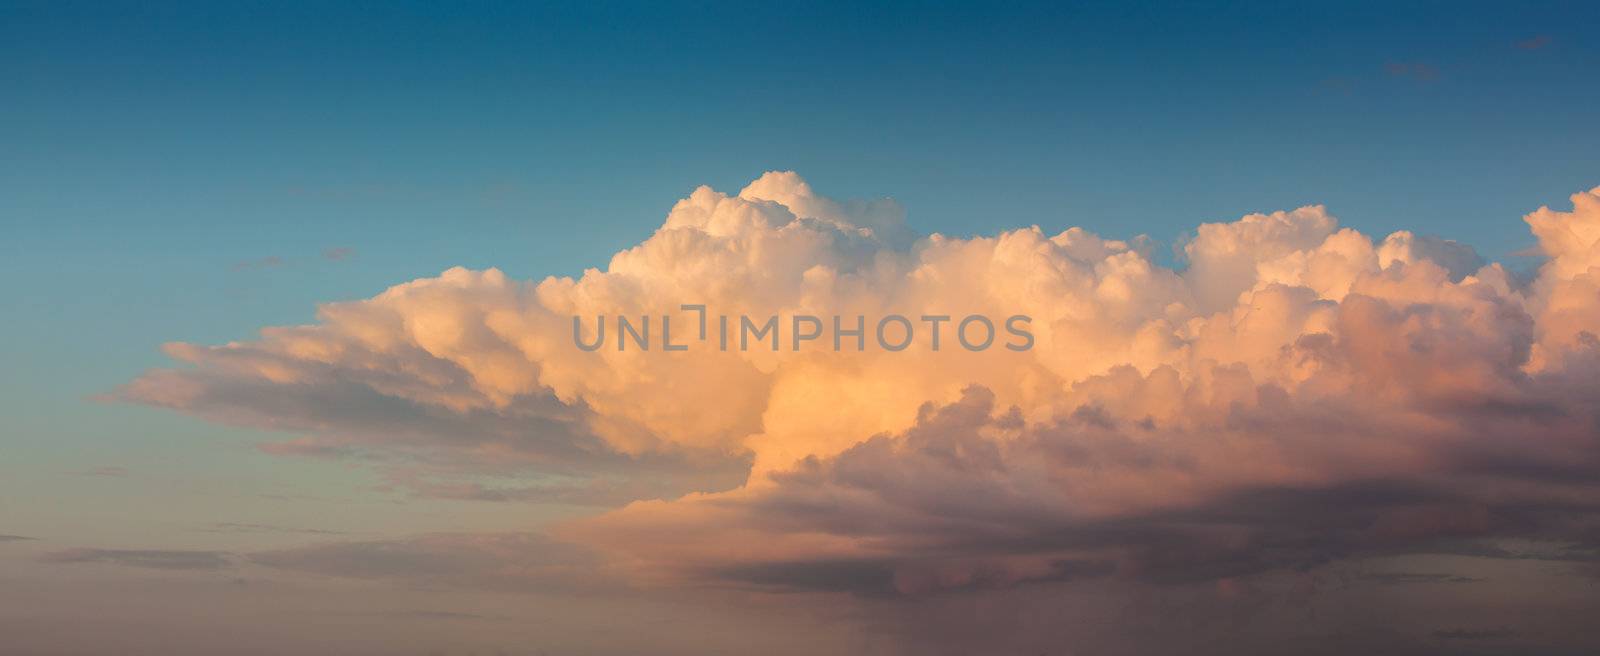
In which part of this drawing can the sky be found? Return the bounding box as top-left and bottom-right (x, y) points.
(3, 1), (1600, 654)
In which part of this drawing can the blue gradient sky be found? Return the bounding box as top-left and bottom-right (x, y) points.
(3, 0), (1599, 538)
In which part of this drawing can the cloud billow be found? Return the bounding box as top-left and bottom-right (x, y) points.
(117, 173), (1600, 604)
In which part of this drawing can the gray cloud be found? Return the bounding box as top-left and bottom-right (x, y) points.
(1353, 572), (1482, 585)
(41, 548), (233, 570)
(1433, 627), (1518, 640)
(115, 365), (750, 505)
(250, 533), (610, 594)
(577, 370), (1600, 597)
(328, 609), (504, 621)
(200, 522), (345, 536)
(69, 465), (128, 477)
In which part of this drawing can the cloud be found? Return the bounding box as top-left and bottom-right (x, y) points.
(1383, 62), (1440, 82)
(200, 522), (345, 536)
(566, 375), (1600, 594)
(231, 255), (284, 271)
(564, 179), (1600, 596)
(250, 533), (606, 593)
(1515, 35), (1552, 50)
(69, 465), (128, 477)
(231, 249), (358, 272)
(1353, 572), (1481, 585)
(0, 534), (36, 542)
(119, 337), (751, 503)
(119, 174), (1600, 613)
(329, 609), (505, 621)
(1433, 627), (1517, 640)
(41, 548), (233, 570)
(1314, 76), (1356, 96)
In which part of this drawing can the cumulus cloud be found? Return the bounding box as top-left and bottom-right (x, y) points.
(120, 174), (1600, 606)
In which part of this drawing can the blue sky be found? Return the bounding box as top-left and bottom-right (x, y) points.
(3, 0), (1599, 536)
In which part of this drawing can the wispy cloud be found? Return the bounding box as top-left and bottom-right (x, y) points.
(230, 256), (284, 271)
(324, 609), (506, 622)
(41, 548), (233, 570)
(1384, 61), (1439, 82)
(1355, 572), (1483, 586)
(249, 533), (607, 593)
(200, 522), (344, 536)
(1515, 35), (1552, 50)
(1433, 627), (1518, 640)
(68, 465), (128, 477)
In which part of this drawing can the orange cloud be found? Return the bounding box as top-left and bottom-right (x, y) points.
(118, 176), (1600, 597)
